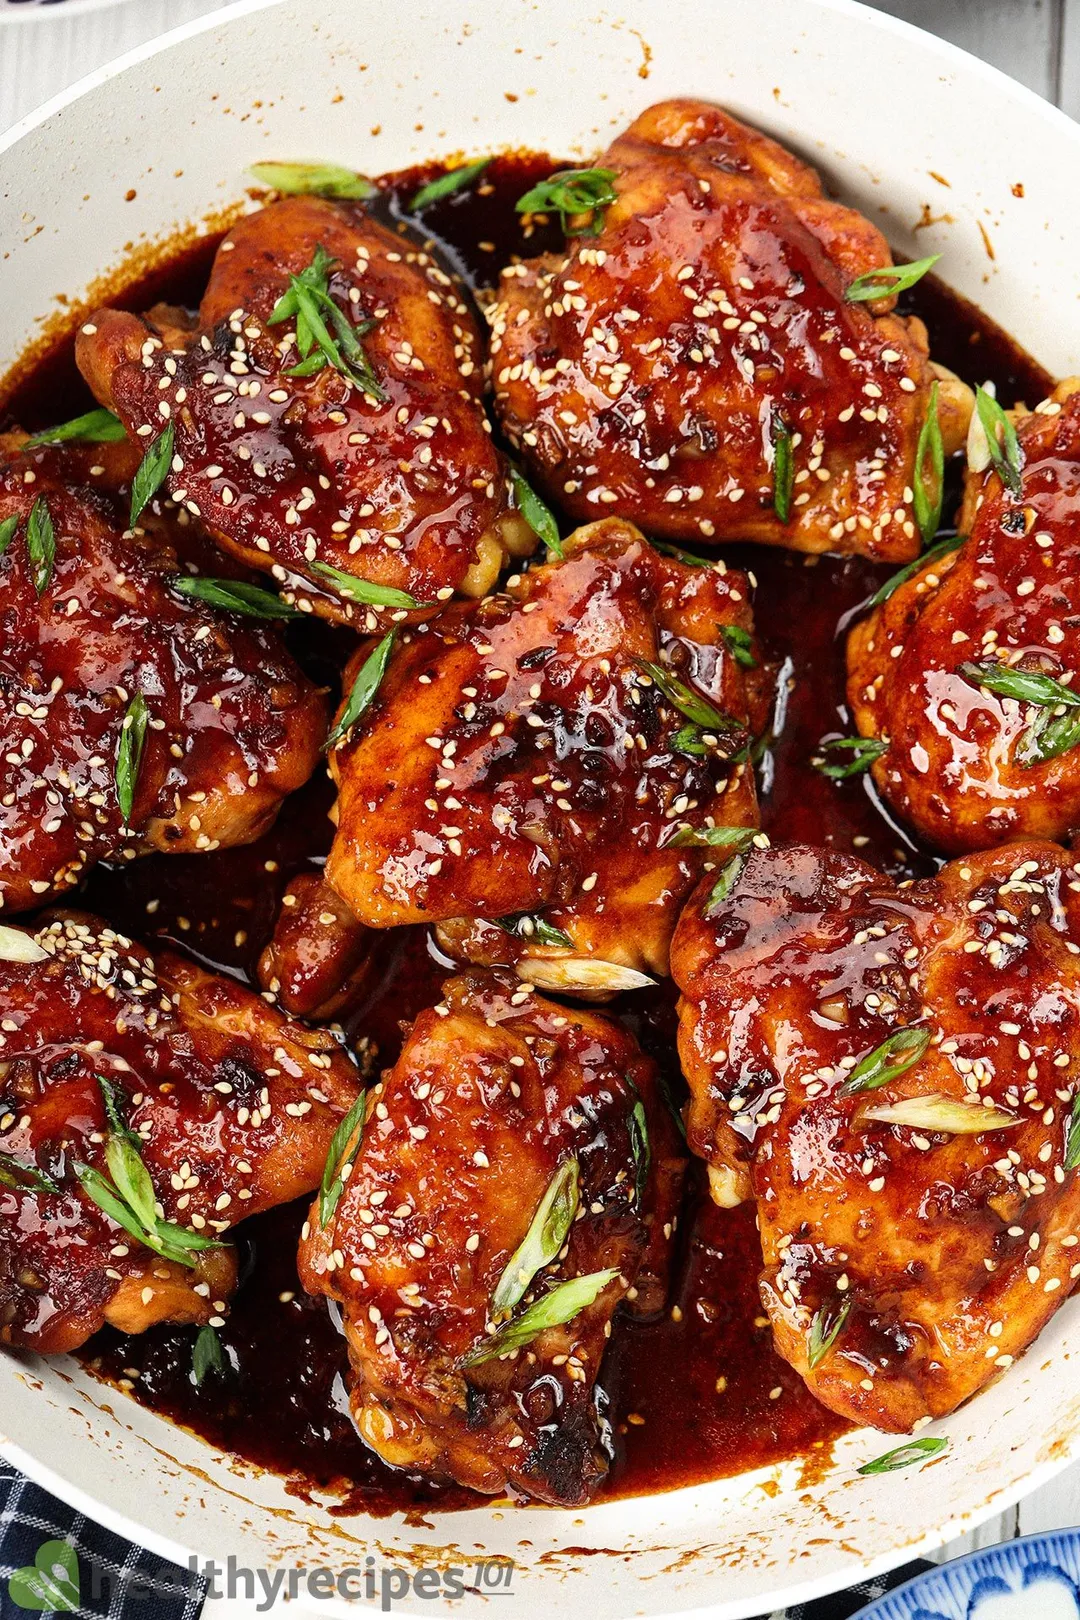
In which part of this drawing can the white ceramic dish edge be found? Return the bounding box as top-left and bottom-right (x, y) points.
(3, 3), (1080, 1616)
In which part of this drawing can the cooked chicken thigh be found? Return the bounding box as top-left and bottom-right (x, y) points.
(0, 444), (326, 913)
(0, 911), (361, 1353)
(298, 971), (684, 1504)
(77, 196), (534, 628)
(490, 100), (971, 562)
(317, 518), (763, 998)
(671, 838), (1080, 1433)
(258, 871), (376, 1021)
(847, 379), (1080, 854)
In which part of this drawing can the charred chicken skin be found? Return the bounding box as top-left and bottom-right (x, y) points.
(76, 196), (534, 630)
(0, 911), (361, 1354)
(489, 99), (972, 562)
(318, 517), (764, 998)
(671, 839), (1080, 1433)
(0, 445), (326, 913)
(298, 971), (684, 1505)
(848, 379), (1080, 855)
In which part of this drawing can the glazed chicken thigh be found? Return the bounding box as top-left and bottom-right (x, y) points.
(0, 445), (325, 913)
(671, 839), (1080, 1433)
(298, 972), (684, 1504)
(848, 379), (1080, 854)
(317, 517), (764, 997)
(0, 911), (361, 1354)
(490, 99), (971, 561)
(77, 196), (534, 628)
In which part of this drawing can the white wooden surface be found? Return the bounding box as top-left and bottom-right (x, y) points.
(2, 0), (1080, 1591)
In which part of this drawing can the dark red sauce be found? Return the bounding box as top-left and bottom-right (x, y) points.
(2, 152), (1053, 1514)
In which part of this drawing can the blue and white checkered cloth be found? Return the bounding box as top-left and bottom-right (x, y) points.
(0, 1465), (929, 1619)
(0, 1472), (204, 1619)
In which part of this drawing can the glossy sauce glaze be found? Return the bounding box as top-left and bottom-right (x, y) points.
(2, 153), (1053, 1514)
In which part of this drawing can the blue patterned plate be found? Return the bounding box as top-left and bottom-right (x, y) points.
(857, 1532), (1080, 1619)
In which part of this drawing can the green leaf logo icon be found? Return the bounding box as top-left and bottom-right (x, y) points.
(7, 1539), (80, 1612)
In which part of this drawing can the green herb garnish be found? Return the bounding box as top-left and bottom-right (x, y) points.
(326, 631), (396, 751)
(844, 254), (940, 304)
(410, 158), (492, 213)
(169, 576), (297, 619)
(25, 408), (126, 448)
(516, 168), (618, 237)
(974, 385), (1023, 498)
(26, 497), (55, 596)
(650, 540), (715, 568)
(464, 1268), (619, 1365)
(268, 244), (385, 399)
(96, 1074), (139, 1146)
(319, 1091), (369, 1228)
(636, 659), (740, 735)
(76, 1125), (221, 1269)
(771, 411), (793, 523)
(510, 467), (562, 558)
(807, 1296), (852, 1369)
(248, 161), (376, 200)
(704, 853), (749, 918)
(669, 824), (757, 851)
(129, 423), (175, 527)
(115, 692), (149, 826)
(192, 1324), (226, 1385)
(1017, 707), (1080, 769)
(840, 1024), (932, 1097)
(857, 1436), (949, 1475)
(813, 735), (888, 779)
(867, 533), (965, 609)
(627, 1093), (650, 1210)
(912, 380), (944, 545)
(959, 661), (1080, 711)
(494, 913), (574, 950)
(0, 1151), (60, 1196)
(721, 625), (757, 669)
(0, 515), (19, 559)
(310, 560), (425, 611)
(492, 1157), (580, 1317)
(1065, 1092), (1080, 1172)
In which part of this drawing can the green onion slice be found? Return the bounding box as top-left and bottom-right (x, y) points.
(169, 576), (298, 619)
(25, 408), (126, 448)
(866, 533), (964, 610)
(515, 168), (618, 237)
(491, 1157), (580, 1317)
(973, 385), (1023, 498)
(807, 1295), (852, 1370)
(26, 497), (55, 596)
(959, 661), (1080, 710)
(130, 423), (175, 528)
(192, 1323), (226, 1384)
(813, 736), (888, 779)
(840, 1025), (932, 1097)
(912, 380), (944, 545)
(319, 1091), (369, 1228)
(510, 467), (562, 558)
(771, 410), (793, 524)
(857, 1436), (949, 1474)
(115, 692), (149, 826)
(0, 1151), (60, 1196)
(326, 631), (396, 751)
(410, 158), (492, 213)
(310, 560), (426, 611)
(844, 254), (940, 304)
(464, 1268), (619, 1366)
(248, 161), (376, 200)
